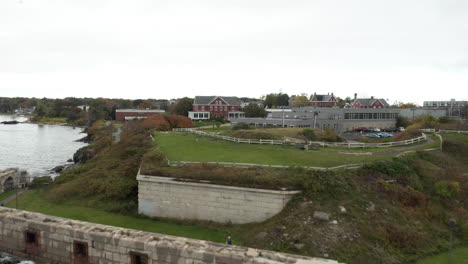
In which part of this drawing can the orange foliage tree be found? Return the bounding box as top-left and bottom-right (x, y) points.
(142, 115), (171, 131)
(168, 115), (194, 128)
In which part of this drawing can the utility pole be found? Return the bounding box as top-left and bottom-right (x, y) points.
(448, 218), (456, 264)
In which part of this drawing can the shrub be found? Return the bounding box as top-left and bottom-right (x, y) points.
(232, 123), (251, 130)
(142, 116), (170, 131)
(30, 176), (53, 188)
(301, 129), (317, 141)
(434, 181), (460, 199)
(168, 115), (194, 128)
(322, 128), (343, 142)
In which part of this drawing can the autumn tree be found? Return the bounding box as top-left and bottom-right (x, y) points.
(399, 102), (417, 108)
(168, 115), (194, 128)
(291, 95), (310, 107)
(142, 115), (170, 131)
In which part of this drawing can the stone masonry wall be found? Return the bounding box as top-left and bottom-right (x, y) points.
(0, 207), (343, 264)
(137, 175), (300, 224)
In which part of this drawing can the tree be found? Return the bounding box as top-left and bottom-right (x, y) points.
(399, 102), (417, 108)
(244, 103), (267, 117)
(173, 97), (193, 116)
(263, 93), (289, 108)
(168, 115), (194, 128)
(291, 95), (310, 107)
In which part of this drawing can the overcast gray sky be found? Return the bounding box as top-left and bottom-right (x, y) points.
(1, 0), (467, 105)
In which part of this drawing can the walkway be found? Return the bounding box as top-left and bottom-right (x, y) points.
(0, 189), (31, 206)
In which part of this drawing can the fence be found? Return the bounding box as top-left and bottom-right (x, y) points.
(173, 128), (428, 149)
(438, 130), (468, 134)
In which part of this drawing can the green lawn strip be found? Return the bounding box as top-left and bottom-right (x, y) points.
(198, 126), (231, 132)
(0, 190), (16, 202)
(193, 121), (224, 127)
(416, 247), (468, 264)
(154, 132), (390, 167)
(441, 132), (468, 143)
(6, 191), (229, 243)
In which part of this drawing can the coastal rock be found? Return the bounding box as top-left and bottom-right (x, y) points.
(73, 147), (95, 164)
(313, 211), (331, 221)
(52, 165), (65, 173)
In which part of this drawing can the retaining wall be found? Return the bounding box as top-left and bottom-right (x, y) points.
(0, 207), (342, 264)
(137, 175), (300, 224)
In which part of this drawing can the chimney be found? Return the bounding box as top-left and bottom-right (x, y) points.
(354, 93), (357, 100)
(331, 92), (334, 96)
(371, 96), (374, 99)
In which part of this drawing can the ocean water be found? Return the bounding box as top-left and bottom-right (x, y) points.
(0, 115), (87, 177)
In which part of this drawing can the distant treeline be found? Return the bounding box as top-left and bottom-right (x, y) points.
(0, 97), (174, 125)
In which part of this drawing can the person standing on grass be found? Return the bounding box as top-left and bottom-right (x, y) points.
(227, 236), (232, 245)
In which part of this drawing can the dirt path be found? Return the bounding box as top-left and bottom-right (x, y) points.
(0, 189), (31, 206)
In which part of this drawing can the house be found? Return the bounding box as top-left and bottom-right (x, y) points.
(188, 96), (245, 121)
(309, 93), (338, 107)
(115, 109), (165, 122)
(351, 94), (389, 109)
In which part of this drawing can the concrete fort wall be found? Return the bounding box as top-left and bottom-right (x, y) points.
(0, 207), (342, 264)
(137, 175), (300, 224)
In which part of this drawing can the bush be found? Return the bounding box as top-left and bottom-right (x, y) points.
(142, 116), (170, 131)
(301, 129), (317, 141)
(322, 128), (343, 142)
(168, 115), (194, 128)
(231, 123), (252, 130)
(434, 181), (460, 199)
(30, 176), (53, 188)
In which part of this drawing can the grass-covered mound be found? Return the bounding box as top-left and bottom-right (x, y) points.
(45, 123), (151, 213)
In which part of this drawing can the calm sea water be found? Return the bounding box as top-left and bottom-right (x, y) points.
(0, 115), (87, 178)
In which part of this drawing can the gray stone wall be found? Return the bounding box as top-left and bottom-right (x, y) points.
(138, 175), (300, 224)
(0, 168), (20, 193)
(0, 207), (342, 264)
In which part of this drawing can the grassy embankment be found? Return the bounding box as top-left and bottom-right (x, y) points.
(6, 191), (228, 243)
(0, 190), (16, 202)
(34, 117), (68, 124)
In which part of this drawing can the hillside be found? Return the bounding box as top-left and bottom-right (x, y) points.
(18, 121), (468, 263)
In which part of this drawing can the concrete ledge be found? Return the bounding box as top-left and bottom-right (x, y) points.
(137, 175), (300, 224)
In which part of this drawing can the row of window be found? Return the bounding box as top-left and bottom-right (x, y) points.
(25, 229), (148, 264)
(197, 105), (237, 111)
(193, 113), (210, 118)
(344, 113), (398, 120)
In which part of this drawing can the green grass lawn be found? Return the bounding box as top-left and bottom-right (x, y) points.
(442, 132), (468, 143)
(6, 191), (229, 243)
(154, 132), (392, 167)
(417, 247), (468, 264)
(194, 121), (224, 127)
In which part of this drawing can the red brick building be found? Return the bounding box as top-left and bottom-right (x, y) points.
(309, 93), (338, 107)
(351, 94), (389, 109)
(189, 96), (244, 120)
(115, 109), (165, 122)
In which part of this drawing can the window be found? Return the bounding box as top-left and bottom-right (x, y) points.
(130, 252), (148, 264)
(25, 230), (40, 254)
(73, 241), (89, 264)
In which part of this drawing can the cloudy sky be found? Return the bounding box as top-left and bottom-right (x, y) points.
(1, 0), (467, 105)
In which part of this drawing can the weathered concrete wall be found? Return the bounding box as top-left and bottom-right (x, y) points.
(138, 175), (300, 224)
(0, 168), (20, 193)
(0, 207), (343, 264)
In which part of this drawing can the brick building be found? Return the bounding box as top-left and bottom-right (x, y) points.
(351, 94), (389, 109)
(188, 96), (244, 121)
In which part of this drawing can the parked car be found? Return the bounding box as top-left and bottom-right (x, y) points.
(377, 132), (393, 138)
(396, 127), (405, 132)
(355, 127), (368, 132)
(365, 133), (380, 138)
(368, 128), (381, 132)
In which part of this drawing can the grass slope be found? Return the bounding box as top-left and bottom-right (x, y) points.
(416, 247), (468, 264)
(154, 132), (389, 167)
(6, 191), (228, 243)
